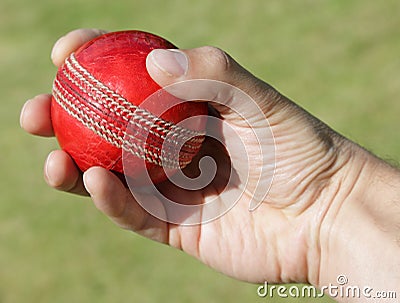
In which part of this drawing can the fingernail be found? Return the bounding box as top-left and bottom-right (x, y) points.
(51, 36), (65, 62)
(44, 151), (55, 186)
(19, 99), (31, 128)
(148, 49), (188, 77)
(83, 169), (94, 196)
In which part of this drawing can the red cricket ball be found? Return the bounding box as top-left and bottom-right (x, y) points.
(51, 30), (207, 184)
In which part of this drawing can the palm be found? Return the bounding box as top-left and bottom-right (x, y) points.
(130, 102), (334, 284)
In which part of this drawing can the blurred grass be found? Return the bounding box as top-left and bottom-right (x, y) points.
(0, 0), (399, 302)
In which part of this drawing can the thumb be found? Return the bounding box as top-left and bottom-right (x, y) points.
(146, 46), (284, 117)
(147, 47), (280, 210)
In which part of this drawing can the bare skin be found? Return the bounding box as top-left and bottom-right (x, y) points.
(20, 29), (400, 302)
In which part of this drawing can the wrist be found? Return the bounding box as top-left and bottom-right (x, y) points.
(318, 142), (400, 301)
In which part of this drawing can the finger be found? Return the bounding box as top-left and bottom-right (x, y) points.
(146, 47), (283, 115)
(83, 167), (168, 243)
(20, 94), (54, 137)
(44, 150), (88, 196)
(51, 28), (108, 67)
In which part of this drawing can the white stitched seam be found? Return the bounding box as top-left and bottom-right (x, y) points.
(68, 54), (204, 142)
(53, 79), (190, 169)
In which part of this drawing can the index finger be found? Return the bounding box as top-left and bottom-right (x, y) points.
(51, 28), (108, 67)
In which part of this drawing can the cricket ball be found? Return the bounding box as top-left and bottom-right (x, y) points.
(51, 30), (207, 184)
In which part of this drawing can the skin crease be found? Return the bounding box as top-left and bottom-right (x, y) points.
(20, 29), (400, 302)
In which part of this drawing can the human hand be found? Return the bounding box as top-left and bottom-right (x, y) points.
(20, 29), (400, 300)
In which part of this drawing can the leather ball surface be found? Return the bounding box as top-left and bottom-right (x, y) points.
(51, 30), (207, 183)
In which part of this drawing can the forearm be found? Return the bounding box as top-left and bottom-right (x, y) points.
(319, 143), (400, 302)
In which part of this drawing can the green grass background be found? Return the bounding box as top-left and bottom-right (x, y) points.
(1, 0), (399, 302)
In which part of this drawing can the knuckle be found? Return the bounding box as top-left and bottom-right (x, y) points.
(199, 46), (231, 73)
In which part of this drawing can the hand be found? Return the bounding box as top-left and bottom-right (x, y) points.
(20, 29), (400, 301)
